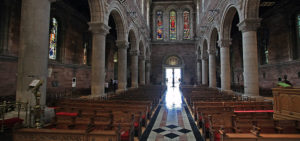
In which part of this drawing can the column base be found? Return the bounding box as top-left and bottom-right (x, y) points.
(129, 87), (138, 90)
(85, 94), (107, 99)
(248, 96), (265, 101)
(116, 88), (127, 94)
(221, 89), (233, 95)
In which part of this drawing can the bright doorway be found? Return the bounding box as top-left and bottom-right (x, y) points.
(165, 68), (181, 87)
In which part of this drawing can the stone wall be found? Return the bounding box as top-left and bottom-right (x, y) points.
(151, 41), (196, 85)
(257, 1), (300, 88)
(0, 1), (92, 97)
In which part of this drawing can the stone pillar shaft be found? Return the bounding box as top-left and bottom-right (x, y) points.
(139, 57), (146, 85)
(219, 40), (231, 91)
(146, 60), (151, 84)
(208, 50), (216, 88)
(242, 31), (259, 96)
(238, 19), (261, 96)
(196, 60), (202, 85)
(89, 23), (110, 97)
(201, 58), (208, 85)
(130, 50), (139, 88)
(16, 0), (52, 105)
(116, 40), (129, 92)
(220, 47), (230, 90)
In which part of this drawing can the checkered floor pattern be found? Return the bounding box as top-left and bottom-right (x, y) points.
(152, 124), (191, 139)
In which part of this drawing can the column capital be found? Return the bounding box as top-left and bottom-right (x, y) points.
(116, 40), (129, 49)
(130, 50), (140, 56)
(139, 56), (146, 60)
(145, 59), (151, 63)
(207, 48), (216, 55)
(218, 39), (232, 48)
(89, 22), (110, 35)
(238, 18), (261, 32)
(201, 56), (208, 60)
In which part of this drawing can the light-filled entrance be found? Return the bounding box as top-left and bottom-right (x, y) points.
(165, 68), (181, 87)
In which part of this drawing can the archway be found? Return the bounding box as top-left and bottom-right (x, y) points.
(163, 55), (184, 87)
(105, 14), (118, 92)
(208, 28), (220, 88)
(107, 8), (127, 92)
(220, 6), (243, 93)
(127, 30), (137, 88)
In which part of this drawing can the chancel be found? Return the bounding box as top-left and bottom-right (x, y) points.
(1, 0), (300, 141)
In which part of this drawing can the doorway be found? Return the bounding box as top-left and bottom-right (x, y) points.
(165, 68), (181, 87)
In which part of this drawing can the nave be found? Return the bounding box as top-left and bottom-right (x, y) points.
(141, 85), (202, 141)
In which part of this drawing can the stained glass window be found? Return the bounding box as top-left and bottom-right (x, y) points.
(183, 11), (190, 39)
(49, 18), (58, 60)
(170, 10), (176, 40)
(156, 11), (163, 40)
(83, 43), (87, 64)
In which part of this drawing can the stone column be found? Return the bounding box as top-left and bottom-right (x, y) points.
(130, 50), (139, 88)
(208, 49), (216, 88)
(238, 19), (261, 97)
(89, 23), (110, 97)
(139, 56), (146, 85)
(116, 40), (129, 92)
(16, 0), (54, 105)
(201, 57), (208, 85)
(196, 58), (202, 85)
(145, 59), (151, 84)
(218, 39), (231, 92)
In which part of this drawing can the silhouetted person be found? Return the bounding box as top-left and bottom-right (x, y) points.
(283, 75), (293, 87)
(113, 81), (117, 93)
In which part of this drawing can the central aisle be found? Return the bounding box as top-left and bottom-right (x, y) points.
(141, 85), (203, 141)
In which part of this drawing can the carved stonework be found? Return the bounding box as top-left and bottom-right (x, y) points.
(130, 50), (140, 56)
(139, 56), (145, 60)
(207, 48), (216, 55)
(238, 18), (261, 32)
(218, 39), (232, 48)
(116, 40), (129, 49)
(89, 22), (110, 35)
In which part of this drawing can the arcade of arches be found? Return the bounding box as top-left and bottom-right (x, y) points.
(1, 0), (300, 141)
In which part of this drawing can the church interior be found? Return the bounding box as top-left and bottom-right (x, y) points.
(1, 0), (300, 140)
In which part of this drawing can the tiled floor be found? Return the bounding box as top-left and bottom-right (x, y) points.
(141, 85), (203, 141)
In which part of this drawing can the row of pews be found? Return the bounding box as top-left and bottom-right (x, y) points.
(181, 85), (300, 141)
(13, 85), (166, 141)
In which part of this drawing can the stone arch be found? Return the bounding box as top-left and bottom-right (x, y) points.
(139, 40), (145, 57)
(107, 2), (127, 41)
(220, 5), (242, 40)
(146, 46), (151, 59)
(88, 0), (106, 22)
(243, 0), (260, 20)
(128, 27), (138, 51)
(208, 27), (219, 51)
(201, 39), (209, 59)
(163, 54), (184, 67)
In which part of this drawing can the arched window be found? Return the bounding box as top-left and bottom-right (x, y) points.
(156, 11), (163, 40)
(183, 10), (190, 39)
(49, 17), (58, 60)
(83, 43), (87, 64)
(169, 10), (176, 40)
